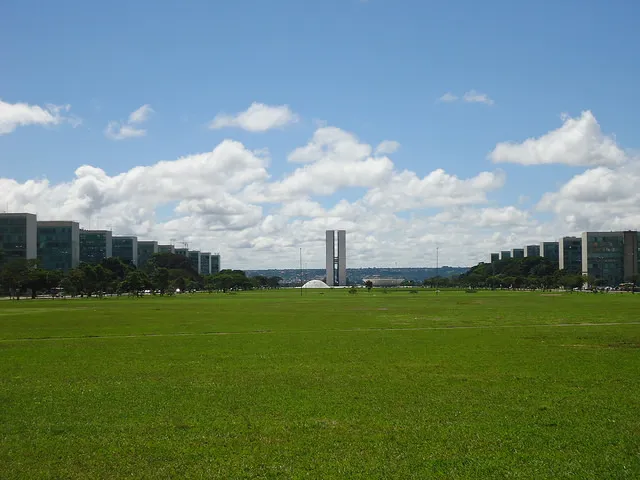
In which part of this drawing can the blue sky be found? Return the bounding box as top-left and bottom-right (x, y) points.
(1, 0), (639, 268)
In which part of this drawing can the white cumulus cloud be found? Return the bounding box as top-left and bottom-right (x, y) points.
(0, 99), (77, 135)
(105, 104), (154, 140)
(12, 115), (638, 269)
(128, 104), (154, 124)
(438, 93), (458, 103)
(463, 90), (494, 105)
(437, 90), (494, 105)
(209, 102), (299, 132)
(374, 140), (400, 155)
(490, 111), (628, 166)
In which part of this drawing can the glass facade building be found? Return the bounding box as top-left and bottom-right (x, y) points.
(511, 248), (524, 259)
(188, 250), (201, 273)
(622, 231), (640, 282)
(524, 245), (540, 257)
(1, 214), (223, 275)
(112, 236), (138, 266)
(211, 254), (220, 274)
(540, 242), (559, 263)
(559, 236), (582, 273)
(0, 213), (37, 265)
(137, 241), (158, 267)
(500, 251), (511, 260)
(199, 252), (211, 275)
(490, 253), (499, 263)
(580, 231), (635, 286)
(37, 221), (80, 271)
(79, 230), (113, 264)
(157, 244), (175, 254)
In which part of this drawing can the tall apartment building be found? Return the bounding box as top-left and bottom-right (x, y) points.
(500, 251), (511, 260)
(137, 241), (158, 267)
(112, 236), (138, 266)
(511, 248), (525, 259)
(37, 221), (80, 271)
(490, 253), (500, 263)
(199, 252), (211, 276)
(581, 231), (640, 286)
(559, 236), (582, 273)
(79, 229), (112, 264)
(540, 242), (559, 263)
(525, 245), (540, 257)
(211, 254), (221, 275)
(0, 213), (37, 265)
(157, 244), (175, 254)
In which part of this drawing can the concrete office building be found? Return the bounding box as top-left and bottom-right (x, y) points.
(175, 248), (188, 257)
(188, 250), (201, 273)
(79, 229), (112, 264)
(0, 213), (37, 265)
(500, 251), (511, 260)
(511, 248), (525, 259)
(211, 254), (221, 274)
(112, 236), (138, 266)
(559, 236), (582, 273)
(326, 230), (347, 286)
(37, 221), (80, 271)
(581, 231), (640, 286)
(540, 242), (559, 263)
(137, 241), (158, 267)
(490, 253), (500, 263)
(157, 244), (175, 254)
(525, 245), (540, 257)
(199, 252), (211, 276)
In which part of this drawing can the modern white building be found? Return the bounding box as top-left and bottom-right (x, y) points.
(326, 230), (347, 286)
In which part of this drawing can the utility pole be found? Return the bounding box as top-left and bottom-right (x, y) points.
(299, 248), (303, 296)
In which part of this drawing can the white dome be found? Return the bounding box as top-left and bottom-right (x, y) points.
(302, 280), (330, 289)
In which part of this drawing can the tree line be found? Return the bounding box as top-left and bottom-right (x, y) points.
(424, 256), (602, 290)
(0, 251), (281, 299)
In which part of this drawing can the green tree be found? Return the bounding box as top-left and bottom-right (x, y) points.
(25, 267), (51, 299)
(63, 268), (86, 297)
(151, 267), (170, 295)
(0, 259), (35, 299)
(122, 270), (149, 296)
(365, 280), (373, 291)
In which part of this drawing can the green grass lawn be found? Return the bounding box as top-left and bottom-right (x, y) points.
(1, 289), (639, 479)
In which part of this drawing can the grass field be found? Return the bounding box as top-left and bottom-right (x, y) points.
(1, 289), (639, 479)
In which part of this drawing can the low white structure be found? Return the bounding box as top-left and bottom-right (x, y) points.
(302, 280), (330, 289)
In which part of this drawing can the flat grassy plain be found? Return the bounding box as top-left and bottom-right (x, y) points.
(1, 290), (639, 479)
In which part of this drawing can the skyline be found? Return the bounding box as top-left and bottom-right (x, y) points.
(2, 0), (640, 269)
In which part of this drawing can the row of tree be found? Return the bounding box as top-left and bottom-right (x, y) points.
(430, 256), (609, 290)
(0, 252), (282, 299)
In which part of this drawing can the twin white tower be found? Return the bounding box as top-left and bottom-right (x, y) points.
(326, 230), (346, 286)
